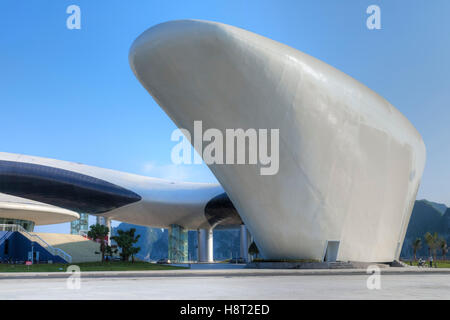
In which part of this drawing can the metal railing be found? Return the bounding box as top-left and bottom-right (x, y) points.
(0, 224), (72, 263)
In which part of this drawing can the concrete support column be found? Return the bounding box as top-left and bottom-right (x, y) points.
(197, 229), (207, 262)
(206, 228), (214, 263)
(247, 230), (253, 262)
(97, 216), (112, 245)
(240, 224), (252, 262)
(105, 217), (111, 246)
(96, 216), (104, 225)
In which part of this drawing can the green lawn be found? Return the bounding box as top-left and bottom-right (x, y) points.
(251, 258), (320, 263)
(0, 261), (188, 272)
(401, 260), (450, 268)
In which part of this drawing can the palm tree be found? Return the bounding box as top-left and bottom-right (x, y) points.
(412, 238), (422, 261)
(111, 228), (141, 263)
(424, 232), (439, 262)
(88, 223), (109, 262)
(439, 238), (448, 261)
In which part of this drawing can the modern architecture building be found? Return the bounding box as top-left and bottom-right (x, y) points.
(0, 193), (79, 232)
(0, 152), (247, 263)
(129, 20), (426, 262)
(0, 20), (426, 264)
(0, 193), (79, 263)
(70, 213), (89, 236)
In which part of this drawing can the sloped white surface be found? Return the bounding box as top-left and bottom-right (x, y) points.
(130, 20), (426, 262)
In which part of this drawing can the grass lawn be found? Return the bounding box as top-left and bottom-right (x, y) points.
(401, 260), (450, 268)
(251, 259), (320, 263)
(0, 261), (188, 273)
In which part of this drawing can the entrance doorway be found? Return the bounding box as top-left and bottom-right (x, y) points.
(324, 241), (340, 262)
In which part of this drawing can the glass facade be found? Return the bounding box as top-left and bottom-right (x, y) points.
(70, 213), (89, 235)
(0, 217), (35, 232)
(168, 224), (188, 262)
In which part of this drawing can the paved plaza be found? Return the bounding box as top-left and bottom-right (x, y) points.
(0, 269), (449, 300)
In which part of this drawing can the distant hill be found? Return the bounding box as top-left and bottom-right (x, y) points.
(420, 199), (447, 215)
(405, 201), (444, 238)
(401, 200), (450, 259)
(112, 223), (165, 261)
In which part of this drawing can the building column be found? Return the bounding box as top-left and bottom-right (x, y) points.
(206, 228), (214, 263)
(240, 224), (251, 262)
(97, 216), (112, 245)
(247, 229), (253, 262)
(197, 229), (207, 262)
(71, 213), (89, 236)
(105, 217), (111, 245)
(168, 224), (188, 263)
(198, 228), (214, 262)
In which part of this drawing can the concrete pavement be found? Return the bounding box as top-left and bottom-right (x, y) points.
(1, 266), (450, 280)
(0, 273), (449, 299)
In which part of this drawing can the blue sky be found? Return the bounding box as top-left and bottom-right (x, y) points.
(1, 1), (449, 233)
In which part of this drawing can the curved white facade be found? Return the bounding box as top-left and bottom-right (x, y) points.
(0, 152), (224, 230)
(130, 20), (426, 262)
(0, 193), (79, 226)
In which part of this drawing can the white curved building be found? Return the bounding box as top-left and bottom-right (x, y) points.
(0, 21), (426, 263)
(129, 20), (426, 262)
(0, 193), (79, 231)
(0, 152), (230, 229)
(0, 152), (242, 262)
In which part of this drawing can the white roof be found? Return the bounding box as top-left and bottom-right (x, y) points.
(0, 193), (80, 225)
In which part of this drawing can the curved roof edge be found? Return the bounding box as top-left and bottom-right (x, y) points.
(0, 193), (80, 225)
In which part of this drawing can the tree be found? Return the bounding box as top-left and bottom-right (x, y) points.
(412, 238), (422, 261)
(88, 223), (109, 262)
(105, 245), (119, 261)
(111, 228), (141, 263)
(248, 241), (259, 259)
(439, 238), (448, 261)
(424, 232), (439, 262)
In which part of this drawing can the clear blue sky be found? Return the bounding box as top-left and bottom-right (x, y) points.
(1, 1), (449, 233)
